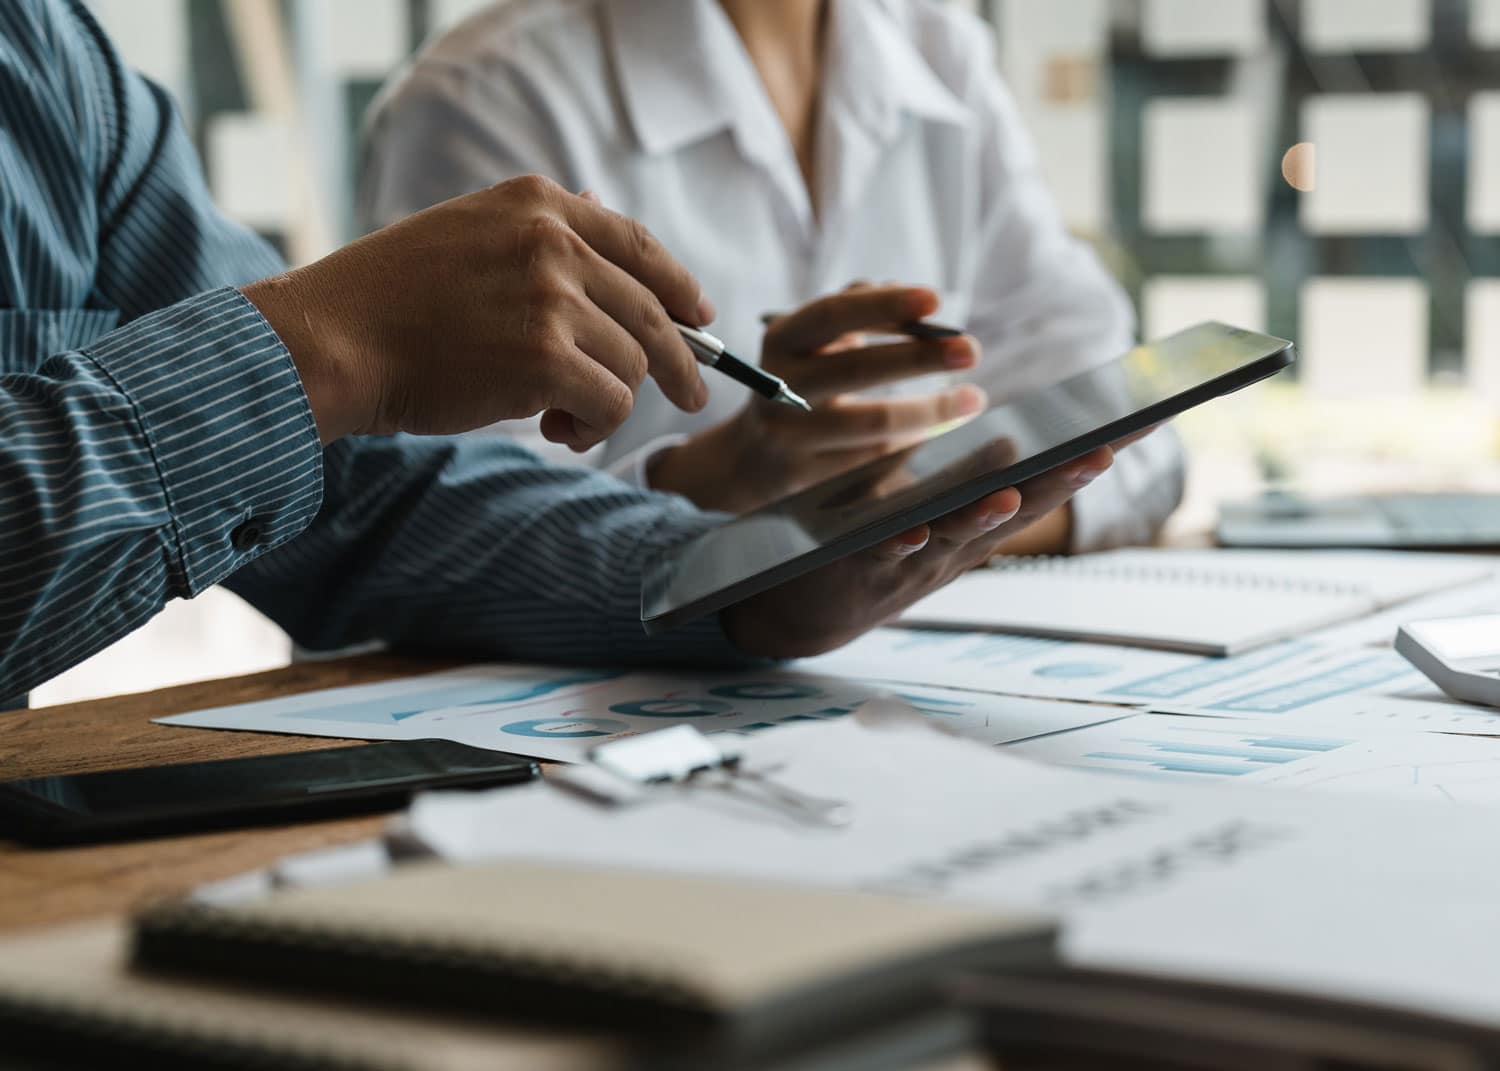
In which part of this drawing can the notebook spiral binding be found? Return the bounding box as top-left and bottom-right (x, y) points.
(987, 555), (1370, 598)
(134, 900), (707, 1011)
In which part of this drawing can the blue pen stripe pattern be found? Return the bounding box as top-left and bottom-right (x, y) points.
(1, 0), (743, 707)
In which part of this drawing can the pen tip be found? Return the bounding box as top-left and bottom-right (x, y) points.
(778, 386), (813, 413)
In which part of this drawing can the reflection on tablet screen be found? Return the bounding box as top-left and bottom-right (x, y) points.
(643, 322), (1293, 630)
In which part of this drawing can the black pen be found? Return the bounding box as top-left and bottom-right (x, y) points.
(759, 312), (965, 341)
(897, 320), (964, 340)
(676, 323), (812, 413)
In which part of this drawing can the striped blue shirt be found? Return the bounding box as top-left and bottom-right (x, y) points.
(0, 0), (740, 707)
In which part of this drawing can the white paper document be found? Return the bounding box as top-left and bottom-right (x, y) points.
(1005, 711), (1500, 801)
(1223, 691), (1500, 736)
(898, 549), (1492, 656)
(1300, 575), (1500, 649)
(1118, 642), (1500, 736)
(157, 664), (1123, 762)
(1144, 645), (1428, 719)
(401, 717), (1500, 1027)
(796, 627), (1322, 705)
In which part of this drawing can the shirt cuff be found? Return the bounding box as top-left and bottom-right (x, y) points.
(605, 433), (691, 490)
(600, 502), (773, 666)
(81, 287), (324, 595)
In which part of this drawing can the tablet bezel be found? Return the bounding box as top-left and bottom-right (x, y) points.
(641, 324), (1295, 633)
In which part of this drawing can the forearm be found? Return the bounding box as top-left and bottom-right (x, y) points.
(228, 434), (759, 668)
(0, 289), (323, 700)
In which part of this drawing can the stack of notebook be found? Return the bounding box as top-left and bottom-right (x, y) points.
(10, 859), (1500, 1069)
(0, 861), (1054, 1071)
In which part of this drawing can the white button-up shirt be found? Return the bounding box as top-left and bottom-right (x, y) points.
(360, 0), (1184, 550)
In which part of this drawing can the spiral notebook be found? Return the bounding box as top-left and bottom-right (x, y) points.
(898, 549), (1494, 656)
(119, 860), (1052, 1070)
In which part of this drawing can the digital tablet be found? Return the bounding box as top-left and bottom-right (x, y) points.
(641, 321), (1294, 633)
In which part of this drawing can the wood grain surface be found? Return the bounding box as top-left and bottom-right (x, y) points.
(0, 654), (463, 933)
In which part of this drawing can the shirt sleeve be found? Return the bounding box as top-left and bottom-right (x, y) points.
(224, 433), (745, 668)
(957, 44), (1186, 552)
(0, 1), (752, 704)
(0, 3), (322, 699)
(0, 289), (326, 701)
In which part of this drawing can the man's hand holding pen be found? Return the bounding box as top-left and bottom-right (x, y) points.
(244, 175), (713, 448)
(651, 284), (987, 513)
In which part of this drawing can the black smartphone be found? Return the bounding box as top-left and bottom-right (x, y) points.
(0, 740), (537, 846)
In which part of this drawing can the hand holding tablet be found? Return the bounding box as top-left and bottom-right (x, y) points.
(643, 322), (1295, 647)
(721, 444), (1115, 658)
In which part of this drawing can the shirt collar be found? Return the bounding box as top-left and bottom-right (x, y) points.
(604, 0), (740, 156)
(605, 0), (970, 158)
(826, 0), (970, 139)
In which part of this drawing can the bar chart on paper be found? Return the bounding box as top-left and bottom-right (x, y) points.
(1006, 715), (1355, 781)
(155, 664), (626, 740)
(1006, 712), (1500, 804)
(156, 661), (1127, 762)
(794, 627), (1211, 701)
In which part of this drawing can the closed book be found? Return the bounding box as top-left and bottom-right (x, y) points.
(0, 920), (633, 1071)
(125, 860), (1055, 1070)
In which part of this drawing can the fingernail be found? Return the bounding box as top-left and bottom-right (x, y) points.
(955, 387), (985, 416)
(694, 377), (710, 409)
(893, 535), (928, 557)
(980, 505), (1021, 531)
(696, 294), (717, 324)
(941, 339), (975, 369)
(1072, 468), (1105, 487)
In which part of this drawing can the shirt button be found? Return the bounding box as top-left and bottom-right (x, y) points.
(231, 519), (265, 552)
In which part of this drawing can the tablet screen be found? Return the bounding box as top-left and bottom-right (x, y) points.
(642, 322), (1293, 631)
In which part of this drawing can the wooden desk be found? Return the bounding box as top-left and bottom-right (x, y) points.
(0, 655), (464, 934)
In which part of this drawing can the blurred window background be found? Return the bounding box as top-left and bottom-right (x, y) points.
(33, 0), (1500, 705)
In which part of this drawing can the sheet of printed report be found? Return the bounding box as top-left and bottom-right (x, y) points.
(160, 562), (1500, 789)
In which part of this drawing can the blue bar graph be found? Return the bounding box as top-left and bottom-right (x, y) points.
(1204, 655), (1416, 714)
(1029, 722), (1360, 782)
(894, 691), (979, 717)
(283, 670), (619, 726)
(1107, 643), (1309, 700)
(1119, 740), (1320, 764)
(1084, 752), (1266, 777)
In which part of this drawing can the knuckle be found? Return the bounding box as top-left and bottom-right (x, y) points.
(519, 215), (583, 259)
(637, 298), (670, 337)
(621, 217), (659, 260)
(620, 343), (649, 387)
(602, 379), (634, 425)
(506, 173), (559, 203)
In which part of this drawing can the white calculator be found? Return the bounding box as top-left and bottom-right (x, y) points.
(1395, 615), (1500, 708)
